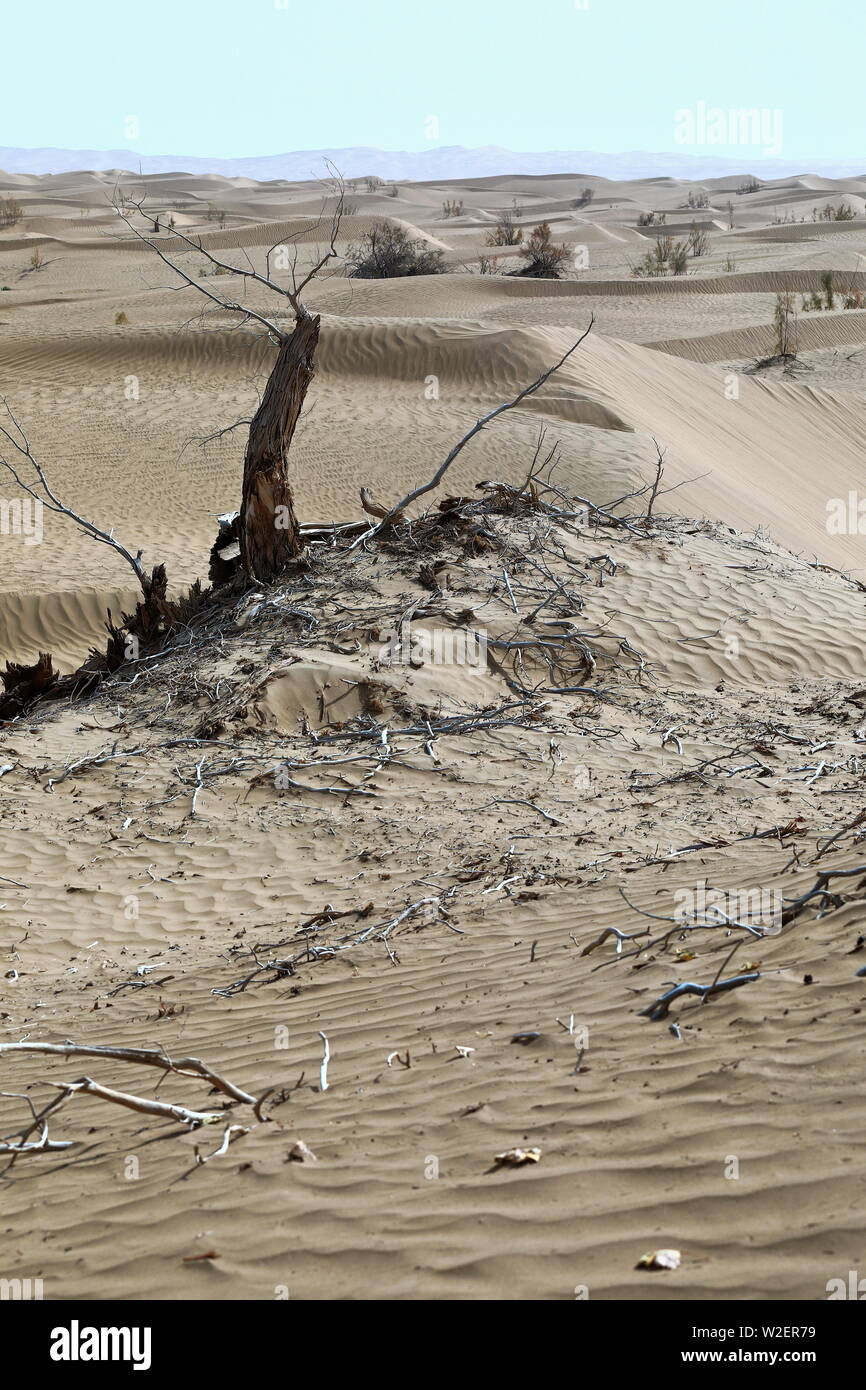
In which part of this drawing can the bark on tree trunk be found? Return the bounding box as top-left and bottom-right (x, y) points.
(240, 309), (320, 583)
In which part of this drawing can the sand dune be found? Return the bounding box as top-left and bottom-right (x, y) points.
(649, 307), (866, 361)
(0, 588), (140, 672)
(3, 167), (866, 1304)
(2, 299), (863, 637)
(3, 512), (866, 1301)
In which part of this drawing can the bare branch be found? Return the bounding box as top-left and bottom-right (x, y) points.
(110, 189), (285, 341)
(351, 317), (595, 546)
(0, 1040), (257, 1106)
(0, 397), (148, 590)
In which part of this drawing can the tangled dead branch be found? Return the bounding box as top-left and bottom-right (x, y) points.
(213, 896), (447, 997)
(0, 1040), (265, 1169)
(349, 317), (595, 547)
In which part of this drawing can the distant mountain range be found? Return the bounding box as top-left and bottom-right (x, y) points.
(1, 145), (863, 182)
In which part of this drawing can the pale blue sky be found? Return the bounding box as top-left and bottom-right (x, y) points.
(2, 0), (863, 160)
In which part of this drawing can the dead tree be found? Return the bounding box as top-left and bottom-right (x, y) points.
(239, 309), (319, 579)
(114, 175), (346, 582)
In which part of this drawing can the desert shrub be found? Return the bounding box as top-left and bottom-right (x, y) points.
(0, 196), (23, 227)
(632, 235), (689, 277)
(206, 204), (228, 228)
(723, 256), (737, 272)
(365, 177), (383, 194)
(479, 255), (500, 275)
(574, 187), (593, 208)
(486, 212), (523, 246)
(115, 311), (129, 325)
(632, 237), (670, 277)
(687, 224), (709, 257)
(737, 177), (761, 195)
(687, 190), (710, 208)
(347, 222), (446, 278)
(669, 239), (689, 274)
(821, 270), (835, 309)
(639, 211), (669, 226)
(517, 222), (571, 278)
(386, 186), (399, 198)
(801, 283), (864, 311)
(821, 201), (856, 221)
(442, 199), (465, 218)
(773, 291), (798, 357)
(29, 247), (44, 271)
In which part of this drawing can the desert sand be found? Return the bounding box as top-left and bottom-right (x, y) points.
(1, 167), (866, 1301)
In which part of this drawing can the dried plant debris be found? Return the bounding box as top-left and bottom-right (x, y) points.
(636, 1248), (682, 1271)
(494, 1147), (542, 1167)
(287, 1140), (318, 1163)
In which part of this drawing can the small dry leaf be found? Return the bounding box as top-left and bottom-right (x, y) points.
(182, 1250), (220, 1263)
(636, 1248), (681, 1271)
(494, 1146), (542, 1167)
(287, 1140), (318, 1163)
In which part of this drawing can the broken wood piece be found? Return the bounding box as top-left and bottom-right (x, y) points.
(639, 973), (760, 1021)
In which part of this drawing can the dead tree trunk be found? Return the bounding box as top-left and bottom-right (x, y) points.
(239, 310), (320, 583)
